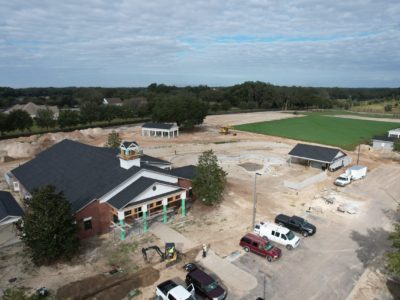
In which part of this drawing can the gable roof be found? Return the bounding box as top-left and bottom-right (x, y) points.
(288, 143), (346, 163)
(373, 136), (396, 142)
(11, 140), (177, 213)
(107, 177), (180, 209)
(0, 191), (23, 223)
(142, 123), (177, 130)
(104, 98), (123, 105)
(170, 165), (197, 180)
(6, 102), (59, 117)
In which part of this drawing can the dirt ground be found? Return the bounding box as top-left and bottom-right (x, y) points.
(1, 111), (399, 299)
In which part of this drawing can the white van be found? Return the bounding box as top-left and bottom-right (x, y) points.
(254, 222), (300, 250)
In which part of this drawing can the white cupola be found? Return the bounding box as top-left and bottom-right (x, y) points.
(118, 141), (142, 169)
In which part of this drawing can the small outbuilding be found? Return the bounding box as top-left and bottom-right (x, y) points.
(388, 128), (400, 139)
(0, 191), (23, 226)
(288, 143), (351, 171)
(372, 136), (396, 151)
(141, 123), (179, 138)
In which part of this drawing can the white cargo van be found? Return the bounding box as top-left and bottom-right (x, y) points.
(254, 222), (300, 250)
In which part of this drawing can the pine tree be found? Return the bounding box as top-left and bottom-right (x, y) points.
(105, 130), (122, 148)
(192, 150), (227, 206)
(19, 185), (79, 265)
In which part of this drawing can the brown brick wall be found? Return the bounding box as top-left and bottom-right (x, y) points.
(74, 200), (113, 239)
(178, 178), (192, 189)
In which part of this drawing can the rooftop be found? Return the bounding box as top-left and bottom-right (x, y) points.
(142, 123), (177, 130)
(0, 191), (23, 222)
(288, 143), (345, 163)
(11, 139), (178, 212)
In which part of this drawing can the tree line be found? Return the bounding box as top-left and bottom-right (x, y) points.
(1, 82), (400, 136)
(1, 82), (399, 111)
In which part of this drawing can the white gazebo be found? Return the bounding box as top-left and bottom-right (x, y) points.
(141, 123), (179, 138)
(388, 128), (400, 139)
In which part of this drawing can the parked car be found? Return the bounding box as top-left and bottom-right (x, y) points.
(254, 222), (300, 250)
(239, 233), (281, 262)
(156, 280), (196, 300)
(274, 214), (316, 237)
(334, 165), (367, 187)
(185, 266), (226, 300)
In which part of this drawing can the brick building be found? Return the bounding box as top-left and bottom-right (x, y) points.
(7, 139), (196, 239)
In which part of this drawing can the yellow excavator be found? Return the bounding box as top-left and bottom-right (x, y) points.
(219, 125), (233, 135)
(142, 243), (179, 267)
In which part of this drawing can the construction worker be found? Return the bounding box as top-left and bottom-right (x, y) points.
(202, 243), (208, 258)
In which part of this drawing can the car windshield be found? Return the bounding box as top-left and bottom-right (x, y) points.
(264, 243), (273, 250)
(338, 176), (347, 180)
(287, 231), (295, 240)
(205, 281), (218, 292)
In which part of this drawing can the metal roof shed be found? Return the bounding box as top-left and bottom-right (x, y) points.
(288, 143), (351, 171)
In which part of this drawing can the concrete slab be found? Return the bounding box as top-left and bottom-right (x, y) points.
(196, 249), (257, 297)
(149, 222), (199, 253)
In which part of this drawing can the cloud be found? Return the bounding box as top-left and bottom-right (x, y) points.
(0, 0), (399, 87)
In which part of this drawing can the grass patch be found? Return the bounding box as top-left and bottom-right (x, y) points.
(235, 114), (400, 150)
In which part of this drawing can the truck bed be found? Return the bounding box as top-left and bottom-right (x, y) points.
(275, 214), (290, 223)
(157, 280), (178, 295)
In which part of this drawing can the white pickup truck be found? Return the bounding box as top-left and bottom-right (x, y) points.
(254, 221), (300, 250)
(334, 165), (367, 187)
(156, 280), (196, 300)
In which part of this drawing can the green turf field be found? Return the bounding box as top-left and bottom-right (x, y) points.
(234, 114), (400, 150)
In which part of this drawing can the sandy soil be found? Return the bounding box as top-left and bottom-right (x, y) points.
(1, 111), (400, 299)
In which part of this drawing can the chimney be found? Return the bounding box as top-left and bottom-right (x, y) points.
(118, 141), (142, 169)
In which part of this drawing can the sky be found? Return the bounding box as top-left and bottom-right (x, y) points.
(0, 0), (399, 88)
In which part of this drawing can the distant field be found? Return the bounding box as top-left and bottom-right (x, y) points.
(235, 114), (400, 150)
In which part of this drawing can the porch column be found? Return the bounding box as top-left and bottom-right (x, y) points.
(142, 204), (148, 233)
(162, 198), (168, 223)
(181, 191), (186, 217)
(118, 211), (125, 241)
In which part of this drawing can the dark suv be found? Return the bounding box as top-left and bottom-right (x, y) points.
(185, 267), (226, 300)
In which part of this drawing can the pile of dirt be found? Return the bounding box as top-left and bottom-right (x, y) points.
(56, 266), (159, 300)
(0, 141), (40, 159)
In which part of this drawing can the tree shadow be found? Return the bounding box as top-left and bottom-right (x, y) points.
(387, 278), (400, 299)
(350, 227), (391, 270)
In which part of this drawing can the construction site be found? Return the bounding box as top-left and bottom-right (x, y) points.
(1, 111), (400, 299)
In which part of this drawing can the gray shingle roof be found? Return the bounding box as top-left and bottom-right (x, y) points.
(11, 140), (172, 212)
(107, 177), (180, 209)
(170, 165), (197, 180)
(288, 143), (345, 163)
(0, 191), (23, 222)
(11, 140), (192, 213)
(373, 136), (396, 142)
(104, 98), (123, 105)
(142, 123), (176, 130)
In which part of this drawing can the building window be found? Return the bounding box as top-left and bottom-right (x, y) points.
(124, 210), (132, 217)
(156, 200), (162, 206)
(152, 185), (157, 191)
(83, 217), (92, 230)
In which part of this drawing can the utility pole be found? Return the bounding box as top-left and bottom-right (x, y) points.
(357, 138), (364, 165)
(252, 172), (262, 230)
